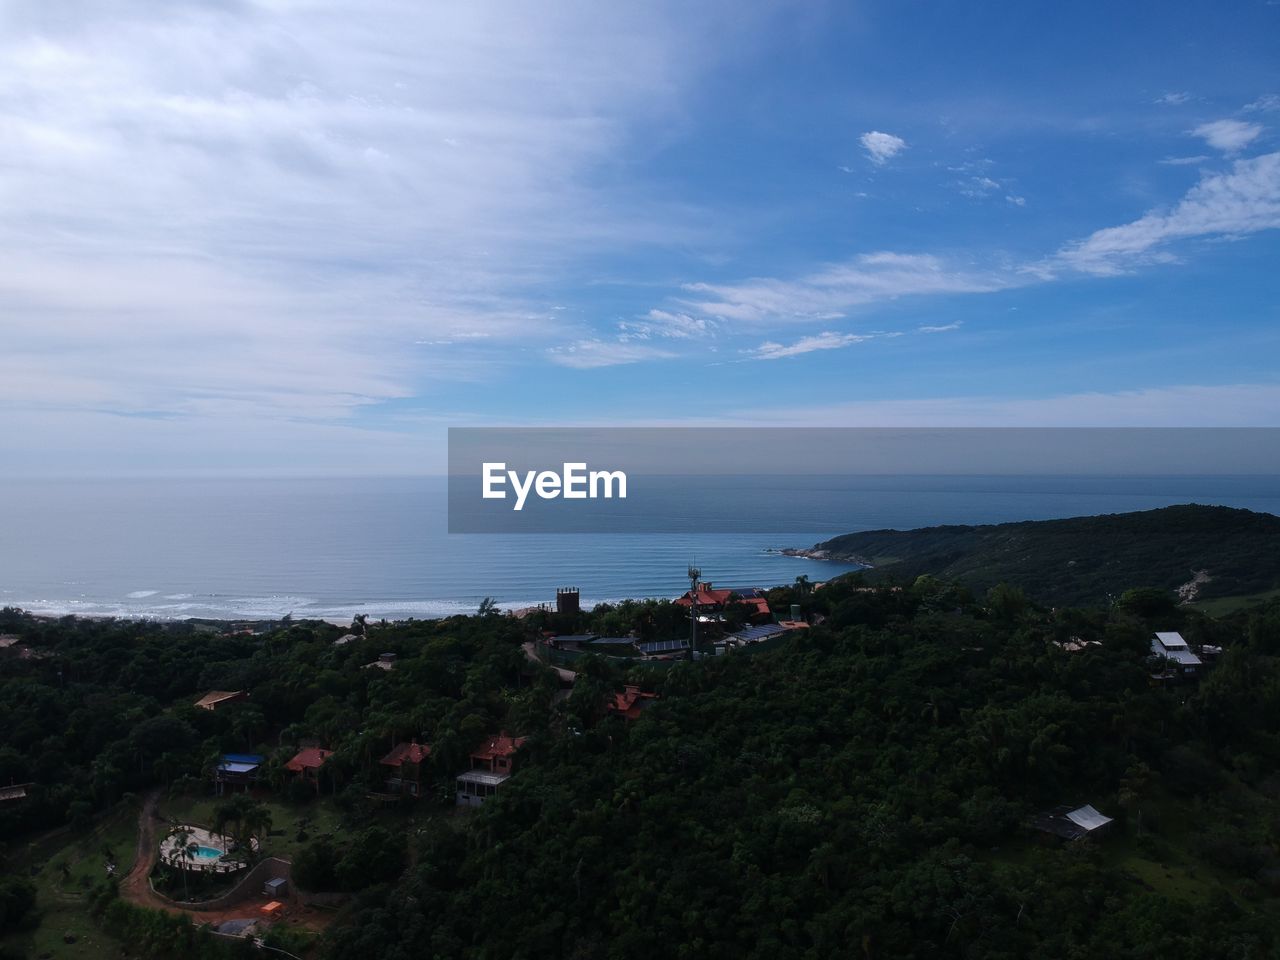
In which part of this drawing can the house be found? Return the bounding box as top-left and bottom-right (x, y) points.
(285, 747), (334, 792)
(1029, 803), (1115, 841)
(547, 635), (597, 652)
(636, 638), (690, 658)
(587, 637), (639, 652)
(456, 732), (526, 807)
(675, 583), (772, 623)
(1150, 631), (1202, 677)
(607, 685), (657, 721)
(723, 623), (787, 648)
(1054, 637), (1102, 653)
(0, 782), (34, 804)
(214, 754), (264, 796)
(380, 741), (431, 797)
(194, 690), (248, 711)
(365, 652), (397, 671)
(776, 619), (809, 632)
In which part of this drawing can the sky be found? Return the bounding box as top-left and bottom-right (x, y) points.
(2, 0), (1279, 475)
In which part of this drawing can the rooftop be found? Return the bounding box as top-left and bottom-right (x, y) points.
(381, 741), (431, 767)
(636, 638), (690, 655)
(0, 783), (33, 802)
(1029, 803), (1114, 840)
(1154, 631), (1189, 650)
(285, 747), (334, 772)
(726, 623), (787, 644)
(194, 690), (246, 709)
(1150, 636), (1202, 666)
(471, 733), (526, 761)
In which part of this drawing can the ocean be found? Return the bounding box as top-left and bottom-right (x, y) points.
(1, 474), (1277, 622)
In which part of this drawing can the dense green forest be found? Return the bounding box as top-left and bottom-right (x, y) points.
(2, 567), (1280, 959)
(803, 504), (1280, 606)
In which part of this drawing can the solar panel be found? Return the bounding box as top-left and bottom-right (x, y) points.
(637, 639), (690, 654)
(728, 624), (786, 643)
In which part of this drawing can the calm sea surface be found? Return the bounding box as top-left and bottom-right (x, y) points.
(1, 475), (1276, 621)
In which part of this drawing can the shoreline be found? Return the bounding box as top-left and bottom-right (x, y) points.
(779, 546), (874, 566)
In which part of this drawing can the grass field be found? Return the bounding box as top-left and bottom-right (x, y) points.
(1188, 588), (1280, 618)
(158, 791), (346, 864)
(1, 800), (139, 960)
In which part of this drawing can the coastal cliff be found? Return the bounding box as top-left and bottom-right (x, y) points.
(788, 504), (1280, 606)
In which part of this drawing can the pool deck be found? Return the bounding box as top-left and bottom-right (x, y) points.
(159, 826), (251, 874)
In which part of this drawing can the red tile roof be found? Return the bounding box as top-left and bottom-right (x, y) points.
(470, 733), (527, 762)
(675, 587), (735, 607)
(608, 685), (658, 720)
(381, 742), (431, 767)
(285, 747), (333, 772)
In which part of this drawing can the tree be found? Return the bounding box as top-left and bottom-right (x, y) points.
(169, 827), (195, 901)
(0, 875), (36, 934)
(213, 794), (272, 860)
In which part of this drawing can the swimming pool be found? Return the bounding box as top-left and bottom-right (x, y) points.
(159, 826), (255, 874)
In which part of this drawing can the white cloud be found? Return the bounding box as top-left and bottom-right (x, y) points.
(0, 1), (737, 426)
(748, 331), (870, 360)
(1006, 194), (1026, 206)
(1159, 155), (1210, 166)
(1192, 118), (1263, 153)
(618, 309), (716, 340)
(1052, 151), (1280, 274)
(1155, 91), (1191, 105)
(860, 130), (907, 165)
(918, 322), (961, 333)
(680, 252), (1005, 326)
(1244, 94), (1280, 113)
(545, 339), (677, 369)
(959, 175), (1001, 198)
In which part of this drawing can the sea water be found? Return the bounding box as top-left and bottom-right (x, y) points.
(0, 474), (1276, 621)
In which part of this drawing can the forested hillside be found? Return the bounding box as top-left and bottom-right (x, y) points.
(805, 504), (1280, 606)
(2, 573), (1280, 960)
(322, 580), (1280, 960)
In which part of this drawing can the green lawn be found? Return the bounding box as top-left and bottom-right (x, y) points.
(158, 791), (346, 863)
(1, 800), (139, 960)
(1188, 587), (1280, 617)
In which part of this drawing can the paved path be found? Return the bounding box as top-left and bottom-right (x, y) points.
(117, 791), (332, 932)
(521, 641), (577, 684)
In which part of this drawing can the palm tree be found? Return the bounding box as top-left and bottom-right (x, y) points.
(241, 804), (273, 859)
(794, 574), (811, 598)
(170, 827), (194, 900)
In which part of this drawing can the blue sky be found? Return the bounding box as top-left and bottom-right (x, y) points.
(2, 0), (1278, 474)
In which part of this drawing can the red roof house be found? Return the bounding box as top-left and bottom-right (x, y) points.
(470, 732), (527, 774)
(380, 741), (431, 798)
(675, 583), (772, 623)
(607, 685), (658, 721)
(457, 733), (527, 807)
(285, 747), (333, 792)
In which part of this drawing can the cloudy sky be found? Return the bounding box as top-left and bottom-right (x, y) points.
(3, 0), (1279, 475)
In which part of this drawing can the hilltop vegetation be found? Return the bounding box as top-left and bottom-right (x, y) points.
(2, 566), (1280, 959)
(806, 504), (1280, 606)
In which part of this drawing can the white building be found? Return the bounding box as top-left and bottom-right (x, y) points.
(1150, 631), (1202, 676)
